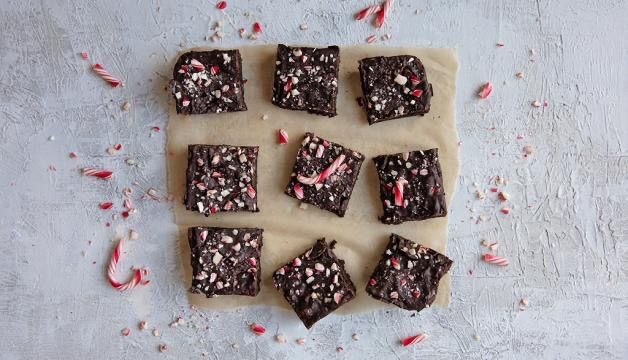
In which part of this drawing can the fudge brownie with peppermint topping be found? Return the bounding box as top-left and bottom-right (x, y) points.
(170, 50), (247, 114)
(185, 144), (259, 216)
(358, 55), (433, 125)
(272, 44), (340, 117)
(366, 233), (453, 311)
(373, 148), (447, 224)
(272, 239), (356, 329)
(284, 133), (364, 217)
(188, 227), (263, 297)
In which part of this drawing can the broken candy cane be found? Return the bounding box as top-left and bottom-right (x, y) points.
(482, 253), (510, 266)
(355, 4), (381, 20)
(190, 59), (205, 72)
(297, 154), (346, 185)
(216, 1), (227, 10)
(293, 183), (304, 199)
(401, 333), (428, 346)
(375, 0), (394, 28)
(107, 237), (149, 291)
(253, 22), (263, 34)
(478, 82), (493, 99)
(278, 128), (289, 144)
(92, 63), (123, 87)
(394, 178), (408, 207)
(250, 323), (266, 335)
(82, 167), (113, 179)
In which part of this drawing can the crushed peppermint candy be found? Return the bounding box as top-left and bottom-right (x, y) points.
(253, 22), (263, 34)
(92, 63), (123, 87)
(366, 34), (377, 43)
(532, 100), (542, 107)
(80, 51), (89, 60)
(478, 82), (493, 99)
(99, 202), (114, 210)
(82, 167), (113, 179)
(275, 334), (287, 343)
(216, 1), (227, 10)
(375, 0), (394, 28)
(159, 344), (168, 353)
(498, 191), (510, 201)
(296, 338), (306, 345)
(250, 323), (266, 335)
(355, 4), (381, 20)
(402, 333), (428, 346)
(278, 128), (289, 144)
(69, 151), (78, 158)
(483, 253), (509, 266)
(121, 327), (131, 336)
(139, 320), (148, 330)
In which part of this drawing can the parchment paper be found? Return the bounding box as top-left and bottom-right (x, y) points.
(167, 46), (459, 314)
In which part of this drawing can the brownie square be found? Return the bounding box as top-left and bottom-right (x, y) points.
(188, 227), (263, 297)
(272, 239), (356, 329)
(366, 233), (453, 311)
(185, 144), (259, 215)
(373, 148), (446, 224)
(170, 50), (247, 114)
(358, 55), (433, 125)
(284, 133), (364, 217)
(271, 44), (340, 117)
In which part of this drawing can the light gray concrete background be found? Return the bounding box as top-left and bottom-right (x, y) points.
(1, 0), (627, 359)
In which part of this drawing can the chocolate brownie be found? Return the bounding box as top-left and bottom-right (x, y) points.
(358, 55), (433, 125)
(373, 148), (446, 224)
(366, 233), (453, 311)
(272, 239), (356, 329)
(272, 44), (340, 117)
(170, 50), (247, 114)
(284, 133), (364, 217)
(185, 144), (259, 215)
(188, 227), (263, 297)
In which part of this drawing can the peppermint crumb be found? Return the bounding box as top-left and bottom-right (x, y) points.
(69, 152), (78, 158)
(336, 347), (344, 352)
(299, 24), (308, 30)
(139, 320), (147, 330)
(261, 114), (269, 121)
(275, 334), (287, 343)
(299, 203), (309, 210)
(520, 298), (529, 310)
(530, 48), (536, 56)
(159, 344), (168, 353)
(296, 338), (306, 345)
(152, 328), (160, 336)
(121, 327), (131, 336)
(476, 190), (486, 200)
(125, 158), (137, 166)
(122, 102), (131, 111)
(531, 100), (541, 107)
(129, 230), (139, 240)
(473, 334), (481, 341)
(515, 72), (525, 79)
(232, 343), (240, 349)
(523, 145), (536, 155)
(48, 135), (55, 141)
(352, 333), (360, 341)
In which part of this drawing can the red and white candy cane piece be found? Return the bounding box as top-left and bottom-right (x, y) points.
(250, 323), (266, 335)
(107, 238), (148, 291)
(478, 82), (493, 99)
(483, 253), (510, 266)
(190, 59), (205, 72)
(375, 0), (394, 28)
(216, 1), (227, 10)
(366, 34), (378, 44)
(355, 4), (381, 20)
(253, 22), (263, 34)
(92, 63), (123, 87)
(278, 128), (289, 144)
(82, 167), (113, 179)
(394, 178), (408, 207)
(401, 333), (428, 347)
(293, 183), (304, 199)
(80, 51), (89, 60)
(297, 154), (346, 185)
(246, 185), (256, 199)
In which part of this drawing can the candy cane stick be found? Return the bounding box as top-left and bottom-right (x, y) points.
(355, 4), (381, 20)
(92, 63), (123, 87)
(82, 167), (113, 179)
(394, 178), (408, 207)
(375, 0), (394, 28)
(297, 154), (346, 185)
(108, 238), (148, 291)
(483, 253), (510, 266)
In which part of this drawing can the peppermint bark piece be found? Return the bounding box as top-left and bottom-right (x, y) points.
(373, 148), (446, 224)
(272, 239), (356, 329)
(365, 233), (453, 311)
(170, 50), (247, 114)
(358, 55), (433, 125)
(272, 44), (340, 117)
(185, 144), (259, 216)
(284, 133), (364, 217)
(188, 227), (263, 297)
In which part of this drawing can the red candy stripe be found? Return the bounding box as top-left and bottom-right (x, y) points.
(99, 202), (114, 210)
(253, 22), (263, 34)
(92, 64), (123, 87)
(394, 178), (408, 207)
(375, 0), (394, 28)
(402, 333), (428, 346)
(297, 154), (346, 185)
(107, 238), (148, 291)
(293, 183), (304, 199)
(278, 128), (289, 144)
(355, 4), (381, 20)
(82, 167), (113, 179)
(483, 253), (510, 266)
(216, 1), (227, 10)
(190, 59), (205, 72)
(250, 323), (266, 335)
(478, 82), (493, 99)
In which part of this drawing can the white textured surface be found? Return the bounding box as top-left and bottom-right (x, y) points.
(0, 0), (627, 359)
